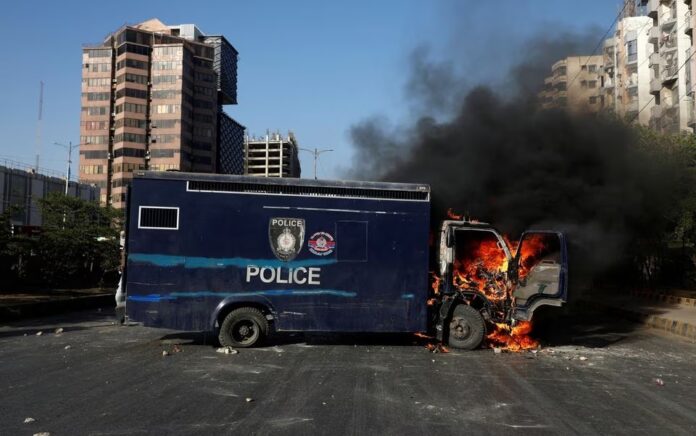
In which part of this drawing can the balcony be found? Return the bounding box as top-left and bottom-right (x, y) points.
(650, 77), (663, 94)
(648, 0), (659, 19)
(686, 10), (693, 35)
(687, 98), (696, 127)
(662, 63), (679, 84)
(651, 105), (664, 120)
(649, 26), (661, 43)
(649, 52), (663, 66)
(660, 33), (678, 52)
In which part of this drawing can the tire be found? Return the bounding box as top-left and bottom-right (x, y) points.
(446, 304), (485, 350)
(218, 307), (269, 348)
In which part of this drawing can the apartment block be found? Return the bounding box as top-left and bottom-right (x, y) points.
(79, 19), (245, 207)
(539, 56), (604, 113)
(602, 16), (655, 124)
(644, 0), (694, 133)
(244, 132), (301, 178)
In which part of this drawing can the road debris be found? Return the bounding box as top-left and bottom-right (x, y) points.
(54, 328), (63, 335)
(35, 331), (43, 336)
(24, 417), (35, 423)
(64, 345), (71, 350)
(578, 356), (588, 361)
(245, 397), (254, 403)
(425, 343), (450, 353)
(172, 344), (183, 353)
(33, 432), (50, 436)
(654, 378), (665, 386)
(493, 347), (502, 354)
(216, 346), (239, 355)
(162, 350), (170, 357)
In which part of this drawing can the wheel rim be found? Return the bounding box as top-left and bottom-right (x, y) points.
(450, 317), (471, 340)
(231, 319), (259, 345)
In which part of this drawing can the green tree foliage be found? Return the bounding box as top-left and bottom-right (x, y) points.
(32, 193), (121, 287)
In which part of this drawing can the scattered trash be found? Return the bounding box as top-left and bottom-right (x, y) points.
(425, 343), (450, 353)
(654, 378), (665, 386)
(35, 331), (43, 336)
(578, 356), (588, 361)
(245, 397), (254, 403)
(493, 347), (502, 354)
(33, 432), (50, 436)
(162, 350), (170, 357)
(54, 328), (63, 335)
(322, 402), (327, 406)
(64, 345), (71, 350)
(24, 417), (35, 423)
(216, 346), (239, 355)
(531, 350), (538, 354)
(172, 345), (183, 353)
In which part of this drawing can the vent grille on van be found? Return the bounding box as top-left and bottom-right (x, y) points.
(187, 180), (429, 201)
(139, 207), (179, 230)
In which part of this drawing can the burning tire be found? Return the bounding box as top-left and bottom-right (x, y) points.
(218, 307), (269, 348)
(446, 304), (485, 350)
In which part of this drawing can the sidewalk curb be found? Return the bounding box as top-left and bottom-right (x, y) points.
(577, 299), (696, 341)
(0, 294), (114, 323)
(628, 290), (696, 308)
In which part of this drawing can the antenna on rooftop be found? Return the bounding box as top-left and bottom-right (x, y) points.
(34, 81), (44, 172)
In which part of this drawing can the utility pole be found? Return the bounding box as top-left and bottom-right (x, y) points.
(298, 147), (333, 180)
(54, 142), (76, 195)
(35, 81), (44, 172)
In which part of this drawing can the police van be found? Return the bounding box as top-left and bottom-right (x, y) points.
(123, 171), (567, 349)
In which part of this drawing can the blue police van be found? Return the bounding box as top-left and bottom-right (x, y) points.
(122, 171), (567, 350)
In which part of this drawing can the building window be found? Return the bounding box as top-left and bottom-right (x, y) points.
(588, 64), (597, 73)
(626, 40), (637, 63)
(79, 165), (105, 174)
(150, 149), (177, 158)
(588, 80), (597, 89)
(88, 49), (111, 58)
(116, 59), (147, 70)
(113, 147), (146, 158)
(589, 96), (597, 104)
(153, 104), (181, 114)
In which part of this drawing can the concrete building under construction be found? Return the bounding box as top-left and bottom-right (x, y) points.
(244, 132), (301, 178)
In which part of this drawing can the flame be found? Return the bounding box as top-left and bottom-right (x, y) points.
(430, 272), (441, 295)
(516, 234), (548, 280)
(487, 321), (539, 352)
(448, 217), (549, 352)
(447, 208), (463, 220)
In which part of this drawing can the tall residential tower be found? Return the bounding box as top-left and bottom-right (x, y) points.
(79, 19), (245, 207)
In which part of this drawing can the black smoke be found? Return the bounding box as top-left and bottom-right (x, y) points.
(347, 30), (686, 283)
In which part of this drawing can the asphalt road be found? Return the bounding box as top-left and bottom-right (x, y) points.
(1, 308), (696, 435)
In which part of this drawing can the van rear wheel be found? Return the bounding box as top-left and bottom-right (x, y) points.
(447, 304), (485, 350)
(218, 307), (269, 348)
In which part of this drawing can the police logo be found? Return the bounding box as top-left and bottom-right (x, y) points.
(269, 218), (305, 261)
(308, 231), (335, 256)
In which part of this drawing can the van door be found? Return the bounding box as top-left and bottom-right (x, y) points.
(510, 231), (568, 321)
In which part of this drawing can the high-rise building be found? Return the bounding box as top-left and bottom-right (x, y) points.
(244, 132), (301, 178)
(538, 56), (604, 113)
(79, 19), (245, 207)
(644, 0), (694, 133)
(601, 16), (654, 125)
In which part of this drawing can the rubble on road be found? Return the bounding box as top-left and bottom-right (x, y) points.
(216, 346), (239, 355)
(54, 328), (63, 335)
(245, 397), (254, 402)
(162, 350), (170, 357)
(64, 345), (71, 350)
(35, 331), (42, 336)
(33, 432), (50, 436)
(654, 378), (665, 386)
(24, 417), (35, 423)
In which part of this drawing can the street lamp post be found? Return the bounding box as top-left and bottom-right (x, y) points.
(298, 147), (334, 180)
(54, 141), (77, 195)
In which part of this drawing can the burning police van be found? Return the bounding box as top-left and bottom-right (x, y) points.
(123, 171), (567, 350)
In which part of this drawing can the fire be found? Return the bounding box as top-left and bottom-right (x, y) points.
(447, 208), (463, 220)
(487, 321), (539, 352)
(430, 272), (441, 295)
(448, 220), (549, 352)
(516, 234), (548, 279)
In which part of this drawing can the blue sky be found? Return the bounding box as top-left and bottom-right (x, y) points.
(0, 0), (621, 180)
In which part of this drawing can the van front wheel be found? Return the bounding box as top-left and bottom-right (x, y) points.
(218, 307), (269, 348)
(446, 304), (485, 350)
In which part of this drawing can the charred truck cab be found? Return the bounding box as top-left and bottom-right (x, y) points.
(123, 172), (567, 350)
(434, 220), (568, 349)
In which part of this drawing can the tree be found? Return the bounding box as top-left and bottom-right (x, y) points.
(33, 193), (121, 287)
